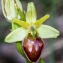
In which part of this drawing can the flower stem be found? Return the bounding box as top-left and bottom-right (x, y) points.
(26, 60), (32, 63)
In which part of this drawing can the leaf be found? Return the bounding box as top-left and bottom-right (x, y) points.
(34, 14), (50, 28)
(13, 19), (30, 29)
(39, 58), (45, 63)
(26, 2), (37, 24)
(37, 25), (59, 38)
(5, 27), (28, 43)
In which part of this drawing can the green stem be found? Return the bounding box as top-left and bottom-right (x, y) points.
(26, 59), (33, 63)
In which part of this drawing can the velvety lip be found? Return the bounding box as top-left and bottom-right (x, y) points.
(22, 36), (44, 62)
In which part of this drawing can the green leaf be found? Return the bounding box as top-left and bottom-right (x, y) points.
(37, 25), (59, 38)
(5, 27), (28, 43)
(39, 58), (45, 63)
(26, 2), (37, 24)
(34, 14), (50, 28)
(13, 19), (30, 29)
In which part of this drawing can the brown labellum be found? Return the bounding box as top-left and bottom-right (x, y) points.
(22, 34), (44, 62)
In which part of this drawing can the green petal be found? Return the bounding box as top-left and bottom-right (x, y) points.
(26, 2), (37, 24)
(34, 14), (50, 28)
(13, 19), (30, 29)
(5, 27), (28, 43)
(37, 25), (59, 38)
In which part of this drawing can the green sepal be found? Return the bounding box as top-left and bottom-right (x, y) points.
(34, 14), (50, 28)
(37, 25), (59, 38)
(5, 27), (28, 43)
(39, 58), (45, 63)
(26, 2), (37, 24)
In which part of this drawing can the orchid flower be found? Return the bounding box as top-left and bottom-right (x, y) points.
(5, 2), (59, 43)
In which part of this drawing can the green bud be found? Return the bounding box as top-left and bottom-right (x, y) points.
(1, 0), (23, 22)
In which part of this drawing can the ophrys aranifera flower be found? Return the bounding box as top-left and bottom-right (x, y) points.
(5, 2), (59, 42)
(4, 2), (59, 62)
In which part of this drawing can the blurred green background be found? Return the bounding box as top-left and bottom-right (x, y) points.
(0, 0), (63, 63)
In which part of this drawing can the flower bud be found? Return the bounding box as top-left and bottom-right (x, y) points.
(1, 0), (23, 22)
